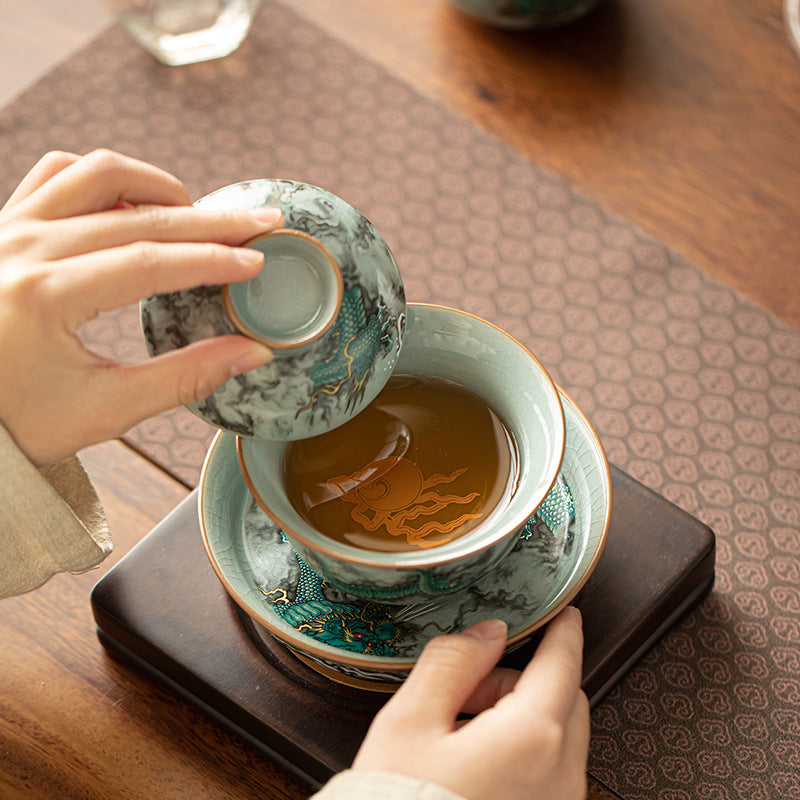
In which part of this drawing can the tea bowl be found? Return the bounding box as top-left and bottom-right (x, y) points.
(140, 179), (406, 441)
(237, 303), (566, 604)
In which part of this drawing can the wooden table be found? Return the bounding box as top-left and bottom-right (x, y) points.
(1, 1), (798, 798)
(287, 0), (800, 331)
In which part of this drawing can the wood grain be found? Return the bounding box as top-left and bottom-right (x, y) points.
(0, 0), (109, 107)
(283, 0), (800, 330)
(3, 1), (795, 797)
(89, 466), (714, 798)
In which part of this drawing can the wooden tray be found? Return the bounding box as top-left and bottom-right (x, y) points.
(91, 465), (714, 791)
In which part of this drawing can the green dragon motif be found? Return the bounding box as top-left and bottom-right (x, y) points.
(297, 288), (397, 417)
(259, 550), (414, 656)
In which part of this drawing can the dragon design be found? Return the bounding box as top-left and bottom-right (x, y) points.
(297, 288), (399, 419)
(259, 551), (420, 656)
(327, 457), (483, 549)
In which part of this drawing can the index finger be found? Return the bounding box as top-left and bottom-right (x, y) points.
(16, 149), (190, 219)
(1, 150), (80, 213)
(513, 606), (584, 720)
(381, 620), (509, 731)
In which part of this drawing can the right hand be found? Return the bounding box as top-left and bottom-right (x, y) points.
(353, 607), (590, 800)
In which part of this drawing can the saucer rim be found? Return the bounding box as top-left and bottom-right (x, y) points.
(198, 386), (611, 672)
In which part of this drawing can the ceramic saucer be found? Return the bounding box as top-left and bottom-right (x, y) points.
(199, 388), (611, 689)
(141, 179), (406, 441)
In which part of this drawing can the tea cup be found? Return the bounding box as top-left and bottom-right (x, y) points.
(447, 0), (601, 29)
(238, 302), (566, 603)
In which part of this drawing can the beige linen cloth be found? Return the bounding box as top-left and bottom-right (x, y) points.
(0, 422), (111, 598)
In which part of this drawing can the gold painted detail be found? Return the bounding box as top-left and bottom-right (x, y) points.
(327, 457), (482, 548)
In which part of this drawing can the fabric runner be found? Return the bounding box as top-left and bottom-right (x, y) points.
(1, 4), (798, 799)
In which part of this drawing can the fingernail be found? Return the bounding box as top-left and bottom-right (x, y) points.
(236, 247), (265, 268)
(230, 341), (274, 376)
(464, 619), (508, 642)
(566, 606), (582, 625)
(248, 207), (283, 225)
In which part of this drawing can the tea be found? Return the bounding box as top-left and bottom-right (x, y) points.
(282, 374), (518, 552)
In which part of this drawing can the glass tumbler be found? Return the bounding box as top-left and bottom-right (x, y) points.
(105, 0), (262, 66)
(788, 0), (800, 58)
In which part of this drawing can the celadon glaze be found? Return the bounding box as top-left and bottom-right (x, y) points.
(198, 388), (611, 685)
(141, 180), (406, 441)
(224, 229), (343, 349)
(238, 304), (566, 602)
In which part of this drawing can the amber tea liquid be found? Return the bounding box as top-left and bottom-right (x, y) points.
(283, 374), (518, 552)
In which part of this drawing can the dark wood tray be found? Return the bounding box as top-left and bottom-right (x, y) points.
(91, 465), (714, 791)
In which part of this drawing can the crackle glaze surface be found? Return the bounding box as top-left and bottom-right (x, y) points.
(237, 303), (567, 602)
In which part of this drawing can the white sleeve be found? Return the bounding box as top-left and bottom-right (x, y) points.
(310, 769), (468, 800)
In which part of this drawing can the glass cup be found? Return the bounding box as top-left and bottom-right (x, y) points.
(104, 0), (262, 66)
(788, 0), (800, 59)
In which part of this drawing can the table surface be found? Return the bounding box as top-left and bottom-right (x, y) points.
(1, 1), (798, 798)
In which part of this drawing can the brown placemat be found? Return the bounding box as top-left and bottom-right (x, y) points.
(2, 4), (799, 799)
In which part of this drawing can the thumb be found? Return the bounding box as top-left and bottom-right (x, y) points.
(103, 335), (273, 427)
(385, 619), (508, 730)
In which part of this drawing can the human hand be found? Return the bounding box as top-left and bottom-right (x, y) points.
(0, 149), (283, 466)
(353, 607), (590, 800)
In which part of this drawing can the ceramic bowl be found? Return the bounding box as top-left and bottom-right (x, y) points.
(140, 179), (406, 441)
(237, 303), (566, 604)
(198, 387), (611, 688)
(448, 0), (601, 29)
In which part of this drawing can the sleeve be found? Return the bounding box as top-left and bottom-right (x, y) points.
(0, 422), (112, 599)
(309, 770), (468, 800)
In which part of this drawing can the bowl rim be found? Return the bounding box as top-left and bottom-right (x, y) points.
(197, 385), (612, 673)
(236, 301), (566, 570)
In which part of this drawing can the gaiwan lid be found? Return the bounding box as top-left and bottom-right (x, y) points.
(140, 180), (407, 441)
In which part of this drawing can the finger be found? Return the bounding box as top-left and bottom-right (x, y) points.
(514, 606), (584, 721)
(18, 149), (191, 219)
(34, 203), (283, 260)
(564, 687), (591, 763)
(2, 151), (80, 212)
(91, 336), (274, 436)
(555, 686), (591, 798)
(460, 666), (521, 716)
(51, 242), (267, 325)
(384, 619), (508, 730)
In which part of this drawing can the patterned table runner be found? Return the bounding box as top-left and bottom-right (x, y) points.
(1, 4), (798, 799)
